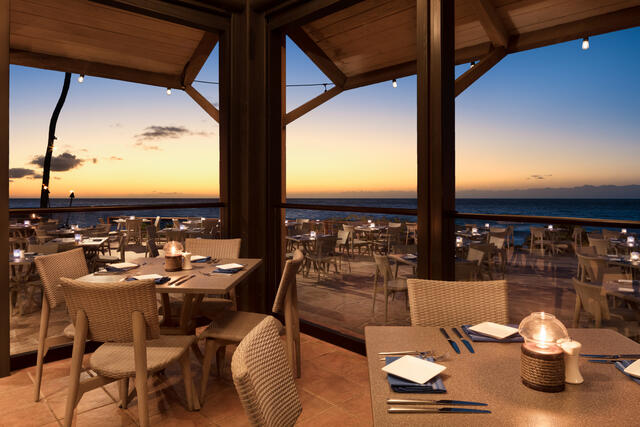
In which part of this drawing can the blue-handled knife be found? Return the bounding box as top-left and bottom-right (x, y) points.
(452, 327), (475, 354)
(440, 328), (460, 354)
(581, 354), (640, 359)
(387, 399), (487, 406)
(388, 407), (491, 414)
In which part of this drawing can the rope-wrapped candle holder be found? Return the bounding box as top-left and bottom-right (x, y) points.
(518, 312), (568, 393)
(164, 241), (183, 272)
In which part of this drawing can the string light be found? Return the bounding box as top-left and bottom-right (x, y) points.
(77, 74), (84, 83)
(581, 37), (589, 50)
(470, 61), (476, 68)
(392, 79), (397, 88)
(166, 88), (172, 95)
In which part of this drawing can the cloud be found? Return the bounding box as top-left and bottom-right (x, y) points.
(134, 141), (160, 151)
(135, 126), (190, 141)
(30, 152), (85, 171)
(527, 174), (552, 180)
(110, 123), (123, 128)
(108, 156), (124, 161)
(9, 167), (36, 178)
(92, 158), (98, 164)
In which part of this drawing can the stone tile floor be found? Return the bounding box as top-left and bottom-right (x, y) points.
(1, 333), (372, 426)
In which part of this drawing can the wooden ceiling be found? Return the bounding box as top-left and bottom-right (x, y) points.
(295, 0), (640, 88)
(8, 0), (218, 88)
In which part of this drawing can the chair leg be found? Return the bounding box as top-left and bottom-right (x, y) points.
(179, 351), (194, 411)
(200, 339), (216, 404)
(34, 300), (50, 402)
(118, 378), (129, 409)
(63, 312), (88, 427)
(216, 345), (226, 377)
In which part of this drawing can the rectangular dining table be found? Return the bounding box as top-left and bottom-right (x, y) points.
(365, 326), (640, 426)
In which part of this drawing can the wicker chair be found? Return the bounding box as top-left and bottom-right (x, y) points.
(303, 235), (338, 283)
(125, 218), (143, 245)
(588, 236), (611, 256)
(373, 254), (408, 324)
(33, 248), (89, 402)
(335, 230), (352, 272)
(59, 278), (196, 427)
(231, 316), (302, 427)
(27, 242), (59, 254)
(95, 233), (127, 268)
(199, 250), (304, 404)
(184, 237), (241, 258)
(406, 278), (509, 326)
(144, 224), (159, 258)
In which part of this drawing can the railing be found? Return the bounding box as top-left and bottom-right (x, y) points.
(9, 201), (224, 216)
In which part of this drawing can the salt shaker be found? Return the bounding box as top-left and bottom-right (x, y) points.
(560, 339), (584, 384)
(182, 252), (193, 270)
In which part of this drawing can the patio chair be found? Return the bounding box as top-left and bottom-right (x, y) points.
(9, 237), (29, 252)
(467, 245), (493, 279)
(144, 224), (159, 258)
(571, 278), (638, 337)
(125, 218), (143, 245)
(373, 254), (408, 324)
(407, 279), (509, 326)
(231, 316), (302, 427)
(200, 251), (304, 404)
(59, 278), (196, 427)
(575, 246), (597, 281)
(303, 235), (338, 283)
(34, 227), (53, 244)
(28, 241), (59, 255)
(529, 226), (554, 255)
(489, 236), (507, 276)
(185, 237), (241, 258)
(33, 248), (89, 402)
(343, 224), (370, 256)
(405, 223), (417, 245)
(166, 229), (186, 246)
(588, 236), (612, 256)
(602, 229), (621, 240)
(95, 233), (127, 269)
(335, 230), (351, 272)
(455, 260), (478, 281)
(573, 226), (585, 250)
(582, 254), (629, 284)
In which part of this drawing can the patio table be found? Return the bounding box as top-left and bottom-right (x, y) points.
(603, 279), (640, 305)
(366, 326), (640, 426)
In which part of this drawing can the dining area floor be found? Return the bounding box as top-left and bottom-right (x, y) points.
(1, 332), (372, 426)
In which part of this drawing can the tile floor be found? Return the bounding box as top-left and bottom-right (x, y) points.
(1, 333), (372, 426)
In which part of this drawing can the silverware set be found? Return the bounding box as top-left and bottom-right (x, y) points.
(387, 398), (490, 414)
(582, 353), (640, 363)
(169, 274), (195, 287)
(440, 327), (475, 354)
(378, 350), (448, 362)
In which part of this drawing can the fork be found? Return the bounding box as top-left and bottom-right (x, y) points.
(380, 352), (448, 362)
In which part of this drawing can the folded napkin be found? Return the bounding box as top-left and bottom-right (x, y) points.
(615, 360), (640, 385)
(105, 262), (139, 272)
(385, 357), (446, 393)
(125, 275), (170, 285)
(214, 267), (243, 274)
(461, 324), (523, 343)
(191, 255), (211, 263)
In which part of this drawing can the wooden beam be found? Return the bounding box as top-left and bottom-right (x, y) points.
(284, 86), (342, 125)
(183, 32), (218, 86)
(0, 0), (9, 377)
(344, 61), (415, 90)
(10, 50), (182, 88)
(455, 42), (493, 65)
(417, 0), (455, 280)
(455, 46), (505, 97)
(472, 0), (509, 47)
(286, 27), (346, 87)
(267, 0), (365, 30)
(184, 85), (219, 123)
(89, 0), (230, 32)
(508, 6), (640, 53)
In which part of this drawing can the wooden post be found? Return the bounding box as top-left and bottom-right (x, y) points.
(416, 0), (455, 280)
(0, 0), (10, 377)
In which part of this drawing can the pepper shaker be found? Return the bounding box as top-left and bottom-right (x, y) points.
(560, 339), (584, 384)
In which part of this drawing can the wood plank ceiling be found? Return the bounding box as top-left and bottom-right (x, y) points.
(8, 0), (215, 87)
(300, 0), (640, 80)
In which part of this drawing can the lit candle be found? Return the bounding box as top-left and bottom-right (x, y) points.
(367, 219), (372, 224)
(13, 249), (24, 259)
(631, 252), (640, 262)
(129, 216), (135, 220)
(370, 223), (375, 228)
(471, 227), (478, 235)
(310, 231), (316, 239)
(485, 223), (490, 229)
(285, 220), (289, 224)
(179, 224), (187, 230)
(200, 217), (205, 222)
(621, 228), (628, 234)
(627, 236), (635, 246)
(74, 233), (82, 243)
(31, 213), (36, 219)
(23, 220), (30, 226)
(548, 224), (554, 231)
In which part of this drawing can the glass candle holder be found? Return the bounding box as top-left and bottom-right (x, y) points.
(23, 220), (31, 226)
(370, 223), (376, 228)
(74, 233), (82, 243)
(631, 252), (640, 262)
(310, 231), (316, 239)
(163, 241), (184, 271)
(621, 228), (628, 234)
(129, 216), (135, 220)
(627, 236), (635, 245)
(548, 225), (554, 231)
(471, 227), (478, 235)
(13, 249), (24, 259)
(519, 312), (568, 392)
(485, 223), (490, 229)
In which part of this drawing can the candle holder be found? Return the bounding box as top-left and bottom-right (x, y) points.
(518, 312), (568, 393)
(621, 228), (628, 234)
(13, 249), (24, 259)
(163, 241), (184, 272)
(74, 233), (83, 244)
(23, 220), (31, 226)
(484, 223), (490, 229)
(630, 252), (640, 262)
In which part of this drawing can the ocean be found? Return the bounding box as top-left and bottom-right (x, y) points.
(10, 198), (640, 245)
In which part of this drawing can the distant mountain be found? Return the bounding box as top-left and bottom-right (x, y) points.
(456, 185), (640, 199)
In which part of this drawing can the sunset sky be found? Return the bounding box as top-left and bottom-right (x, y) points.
(8, 27), (640, 199)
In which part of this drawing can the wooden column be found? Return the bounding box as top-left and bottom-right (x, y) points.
(219, 7), (277, 312)
(416, 0), (455, 280)
(0, 0), (10, 376)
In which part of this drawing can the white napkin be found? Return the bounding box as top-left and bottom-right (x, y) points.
(382, 355), (446, 384)
(469, 322), (519, 340)
(216, 263), (244, 270)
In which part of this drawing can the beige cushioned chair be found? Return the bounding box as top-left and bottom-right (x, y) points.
(199, 250), (304, 404)
(33, 248), (89, 402)
(407, 279), (509, 326)
(231, 316), (302, 427)
(59, 278), (196, 427)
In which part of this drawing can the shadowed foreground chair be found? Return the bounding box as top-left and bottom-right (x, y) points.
(199, 250), (304, 404)
(407, 279), (509, 326)
(59, 278), (196, 427)
(33, 248), (89, 402)
(231, 316), (302, 427)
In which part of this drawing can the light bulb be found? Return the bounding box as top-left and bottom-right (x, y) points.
(392, 79), (397, 88)
(581, 37), (589, 50)
(78, 74), (84, 83)
(166, 88), (172, 95)
(470, 61), (476, 68)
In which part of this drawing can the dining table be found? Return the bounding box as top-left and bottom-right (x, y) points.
(603, 279), (640, 305)
(365, 326), (640, 426)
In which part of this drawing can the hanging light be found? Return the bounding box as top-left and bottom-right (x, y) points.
(581, 37), (589, 50)
(166, 88), (172, 95)
(78, 74), (84, 83)
(470, 61), (476, 68)
(392, 79), (397, 88)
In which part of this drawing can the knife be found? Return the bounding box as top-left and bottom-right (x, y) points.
(378, 350), (431, 356)
(167, 274), (187, 286)
(588, 359), (638, 364)
(387, 399), (487, 406)
(580, 354), (640, 359)
(171, 274), (195, 287)
(388, 407), (491, 414)
(452, 327), (474, 354)
(439, 328), (460, 354)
